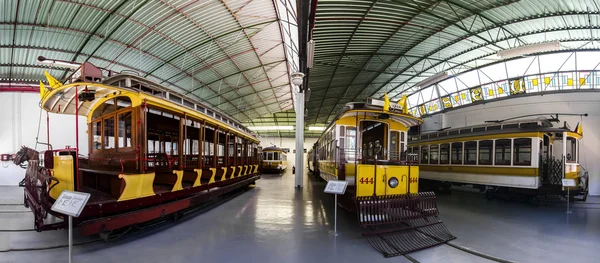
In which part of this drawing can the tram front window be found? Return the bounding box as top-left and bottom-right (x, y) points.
(361, 121), (387, 161)
(566, 137), (578, 163)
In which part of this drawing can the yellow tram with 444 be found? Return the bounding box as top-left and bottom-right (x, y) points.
(310, 95), (455, 257)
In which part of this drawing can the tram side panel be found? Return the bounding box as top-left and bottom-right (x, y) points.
(417, 136), (542, 190)
(410, 125), (585, 199)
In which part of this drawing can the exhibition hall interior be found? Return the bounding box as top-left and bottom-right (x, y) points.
(1, 0), (600, 262)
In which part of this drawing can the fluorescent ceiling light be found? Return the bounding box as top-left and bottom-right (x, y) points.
(497, 41), (561, 59)
(307, 39), (315, 69)
(416, 71), (448, 88)
(37, 56), (81, 69)
(248, 126), (294, 131)
(308, 126), (325, 131)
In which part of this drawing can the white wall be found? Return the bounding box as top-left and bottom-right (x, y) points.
(0, 92), (88, 185)
(259, 136), (318, 168)
(425, 92), (600, 195)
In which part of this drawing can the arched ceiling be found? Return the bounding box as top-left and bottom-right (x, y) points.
(0, 0), (298, 124)
(307, 0), (600, 125)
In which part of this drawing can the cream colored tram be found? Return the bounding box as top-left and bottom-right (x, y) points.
(260, 147), (288, 173)
(408, 119), (587, 200)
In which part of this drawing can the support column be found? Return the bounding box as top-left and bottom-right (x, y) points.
(295, 90), (305, 188)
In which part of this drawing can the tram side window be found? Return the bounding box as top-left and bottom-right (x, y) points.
(400, 132), (405, 154)
(513, 138), (531, 166)
(103, 117), (115, 149)
(464, 141), (477, 165)
(495, 139), (511, 165)
(93, 99), (115, 119)
(390, 132), (399, 160)
(450, 142), (462, 165)
(274, 152), (280, 161)
(421, 146), (429, 164)
(92, 121), (101, 152)
(439, 144), (449, 164)
(566, 137), (578, 163)
(118, 112), (132, 148)
(479, 140), (493, 165)
(192, 140), (199, 155)
(263, 152), (267, 160)
(430, 145), (439, 164)
(347, 127), (356, 151)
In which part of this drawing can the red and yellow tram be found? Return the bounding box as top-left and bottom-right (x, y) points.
(16, 63), (261, 237)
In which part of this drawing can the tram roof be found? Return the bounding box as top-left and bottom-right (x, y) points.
(262, 146), (287, 152)
(40, 79), (259, 142)
(410, 123), (579, 145)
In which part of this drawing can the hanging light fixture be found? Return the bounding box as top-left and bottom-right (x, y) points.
(496, 42), (561, 59)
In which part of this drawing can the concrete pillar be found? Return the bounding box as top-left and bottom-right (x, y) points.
(294, 90), (304, 188)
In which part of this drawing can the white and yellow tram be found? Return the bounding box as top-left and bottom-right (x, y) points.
(260, 147), (288, 173)
(408, 119), (588, 200)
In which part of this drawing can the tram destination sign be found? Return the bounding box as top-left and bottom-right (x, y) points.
(51, 190), (91, 217)
(324, 180), (348, 195)
(367, 97), (402, 112)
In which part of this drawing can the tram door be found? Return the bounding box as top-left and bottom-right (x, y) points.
(360, 121), (388, 162)
(540, 133), (562, 186)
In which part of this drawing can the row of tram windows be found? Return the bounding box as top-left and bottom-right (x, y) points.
(91, 97), (134, 151)
(316, 123), (406, 163)
(262, 152), (287, 161)
(90, 96), (258, 169)
(317, 125), (357, 162)
(412, 138), (536, 166)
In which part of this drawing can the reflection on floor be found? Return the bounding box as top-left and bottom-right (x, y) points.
(1, 172), (599, 263)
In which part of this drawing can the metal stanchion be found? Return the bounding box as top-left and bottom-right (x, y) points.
(324, 180), (347, 237)
(566, 188), (572, 214)
(69, 215), (73, 263)
(329, 194), (339, 236)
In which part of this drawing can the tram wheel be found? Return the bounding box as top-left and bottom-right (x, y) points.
(172, 211), (184, 222)
(99, 226), (133, 242)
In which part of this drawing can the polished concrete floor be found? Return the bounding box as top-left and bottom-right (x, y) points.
(1, 170), (600, 263)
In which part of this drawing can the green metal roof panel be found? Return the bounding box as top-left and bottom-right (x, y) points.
(307, 0), (600, 125)
(1, 0), (297, 129)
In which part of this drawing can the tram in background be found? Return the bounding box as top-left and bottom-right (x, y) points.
(260, 146), (288, 173)
(409, 118), (588, 201)
(15, 62), (261, 238)
(307, 145), (317, 175)
(308, 95), (454, 257)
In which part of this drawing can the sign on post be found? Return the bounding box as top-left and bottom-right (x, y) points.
(324, 180), (348, 237)
(51, 190), (91, 217)
(561, 179), (576, 214)
(51, 190), (91, 263)
(324, 180), (348, 195)
(561, 179), (576, 187)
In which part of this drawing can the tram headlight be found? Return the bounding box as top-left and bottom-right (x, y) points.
(388, 177), (399, 188)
